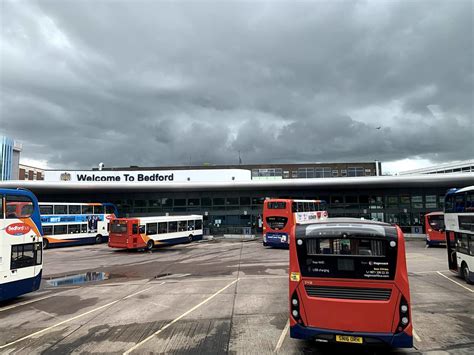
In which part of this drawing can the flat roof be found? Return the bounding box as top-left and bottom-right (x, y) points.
(1, 174), (474, 194)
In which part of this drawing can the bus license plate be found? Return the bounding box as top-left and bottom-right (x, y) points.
(335, 335), (363, 344)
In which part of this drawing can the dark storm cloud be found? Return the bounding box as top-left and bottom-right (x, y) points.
(1, 0), (472, 169)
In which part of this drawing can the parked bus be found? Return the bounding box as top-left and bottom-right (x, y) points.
(108, 215), (203, 250)
(263, 199), (327, 248)
(444, 186), (474, 284)
(425, 212), (445, 247)
(289, 218), (413, 348)
(1, 189), (43, 301)
(39, 202), (118, 248)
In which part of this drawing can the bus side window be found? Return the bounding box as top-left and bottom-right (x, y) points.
(292, 202), (297, 213)
(0, 195), (3, 219)
(139, 225), (145, 234)
(132, 224), (138, 234)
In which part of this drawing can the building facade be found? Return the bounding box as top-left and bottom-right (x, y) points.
(0, 136), (22, 181)
(400, 160), (474, 175)
(3, 172), (473, 235)
(18, 164), (45, 181)
(95, 161), (382, 180)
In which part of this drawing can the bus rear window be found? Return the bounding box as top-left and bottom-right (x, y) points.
(268, 202), (286, 209)
(111, 222), (128, 233)
(306, 238), (386, 256)
(266, 216), (288, 230)
(297, 236), (397, 280)
(428, 215), (445, 231)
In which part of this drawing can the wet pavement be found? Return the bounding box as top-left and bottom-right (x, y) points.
(0, 239), (473, 354)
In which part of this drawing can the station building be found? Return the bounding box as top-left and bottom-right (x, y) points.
(1, 162), (473, 235)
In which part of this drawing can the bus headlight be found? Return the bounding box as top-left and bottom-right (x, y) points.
(297, 239), (303, 246)
(401, 305), (408, 313)
(292, 310), (299, 317)
(292, 298), (298, 306)
(401, 317), (409, 325)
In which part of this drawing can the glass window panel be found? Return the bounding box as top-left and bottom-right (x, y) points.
(146, 223), (158, 235)
(53, 225), (67, 235)
(168, 221), (178, 233)
(68, 224), (80, 234)
(213, 198), (225, 206)
(39, 205), (53, 215)
(178, 221), (187, 231)
(158, 222), (167, 234)
(69, 205), (81, 214)
(54, 205), (67, 214)
(82, 205), (93, 214)
(174, 199), (186, 207)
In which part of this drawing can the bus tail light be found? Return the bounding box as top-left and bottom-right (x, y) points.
(291, 291), (304, 325)
(397, 296), (410, 332)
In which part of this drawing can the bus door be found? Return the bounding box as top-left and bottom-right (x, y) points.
(446, 231), (457, 271)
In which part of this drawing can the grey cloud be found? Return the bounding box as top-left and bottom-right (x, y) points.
(0, 0), (472, 169)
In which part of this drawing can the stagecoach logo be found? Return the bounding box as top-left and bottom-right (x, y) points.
(6, 223), (31, 236)
(60, 172), (72, 181)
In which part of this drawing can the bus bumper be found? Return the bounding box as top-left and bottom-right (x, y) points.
(0, 270), (42, 302)
(290, 324), (413, 348)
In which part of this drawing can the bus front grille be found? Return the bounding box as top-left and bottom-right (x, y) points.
(305, 285), (392, 301)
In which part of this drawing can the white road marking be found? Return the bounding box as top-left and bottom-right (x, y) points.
(436, 271), (474, 293)
(413, 329), (421, 342)
(0, 299), (120, 349)
(0, 284), (161, 350)
(123, 278), (239, 354)
(123, 286), (155, 299)
(274, 319), (290, 353)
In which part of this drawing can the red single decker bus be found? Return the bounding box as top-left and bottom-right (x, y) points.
(289, 218), (413, 348)
(263, 199), (327, 248)
(425, 212), (445, 247)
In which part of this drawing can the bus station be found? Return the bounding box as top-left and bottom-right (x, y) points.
(1, 170), (473, 354)
(1, 0), (473, 352)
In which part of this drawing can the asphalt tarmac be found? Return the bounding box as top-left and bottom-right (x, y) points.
(1, 239), (473, 354)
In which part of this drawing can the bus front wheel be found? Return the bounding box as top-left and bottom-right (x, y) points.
(461, 263), (473, 284)
(43, 238), (49, 249)
(95, 235), (102, 244)
(187, 235), (193, 243)
(146, 240), (154, 251)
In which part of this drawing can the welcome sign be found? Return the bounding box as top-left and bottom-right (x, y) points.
(44, 169), (252, 183)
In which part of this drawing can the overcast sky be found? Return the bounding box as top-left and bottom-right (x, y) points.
(1, 0), (473, 173)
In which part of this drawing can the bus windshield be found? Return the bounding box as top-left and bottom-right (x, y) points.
(110, 221), (128, 233)
(428, 215), (445, 231)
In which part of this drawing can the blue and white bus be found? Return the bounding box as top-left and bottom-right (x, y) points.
(1, 188), (43, 301)
(445, 186), (474, 284)
(39, 202), (118, 248)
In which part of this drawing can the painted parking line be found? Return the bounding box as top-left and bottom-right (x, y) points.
(436, 271), (474, 293)
(274, 318), (290, 353)
(123, 278), (239, 354)
(413, 329), (422, 342)
(0, 285), (160, 350)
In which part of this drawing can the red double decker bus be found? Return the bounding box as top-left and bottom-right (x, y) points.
(263, 199), (327, 248)
(289, 218), (413, 348)
(425, 212), (445, 247)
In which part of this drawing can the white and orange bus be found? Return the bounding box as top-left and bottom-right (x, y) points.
(109, 215), (203, 251)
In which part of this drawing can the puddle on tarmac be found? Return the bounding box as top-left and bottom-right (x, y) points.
(46, 272), (110, 287)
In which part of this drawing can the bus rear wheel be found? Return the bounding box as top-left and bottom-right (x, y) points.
(187, 235), (193, 243)
(42, 238), (49, 249)
(462, 263), (473, 284)
(146, 240), (154, 251)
